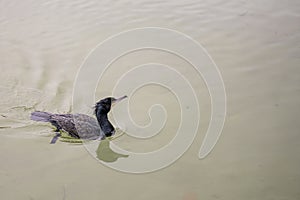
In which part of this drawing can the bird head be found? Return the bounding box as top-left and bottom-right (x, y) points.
(94, 95), (127, 115)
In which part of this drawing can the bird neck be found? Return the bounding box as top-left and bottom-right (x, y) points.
(96, 110), (108, 125)
(97, 113), (108, 122)
(96, 111), (114, 135)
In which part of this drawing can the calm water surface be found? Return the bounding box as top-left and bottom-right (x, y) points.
(0, 0), (299, 199)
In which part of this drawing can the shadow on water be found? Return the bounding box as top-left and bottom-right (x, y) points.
(96, 139), (128, 163)
(59, 131), (129, 163)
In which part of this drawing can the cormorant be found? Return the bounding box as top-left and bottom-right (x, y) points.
(30, 96), (127, 143)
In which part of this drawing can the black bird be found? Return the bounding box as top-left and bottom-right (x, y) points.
(30, 96), (127, 143)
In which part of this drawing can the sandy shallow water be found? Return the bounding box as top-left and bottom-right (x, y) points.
(0, 0), (300, 199)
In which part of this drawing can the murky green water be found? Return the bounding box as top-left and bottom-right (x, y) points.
(0, 0), (300, 199)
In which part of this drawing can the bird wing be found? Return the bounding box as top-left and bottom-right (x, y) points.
(72, 114), (103, 139)
(51, 114), (78, 138)
(50, 113), (103, 140)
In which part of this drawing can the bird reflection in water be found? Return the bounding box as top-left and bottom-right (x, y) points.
(96, 138), (128, 162)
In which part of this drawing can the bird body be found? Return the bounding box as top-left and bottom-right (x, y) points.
(30, 96), (127, 144)
(31, 111), (104, 140)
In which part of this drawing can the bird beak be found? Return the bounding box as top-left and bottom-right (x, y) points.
(112, 95), (127, 106)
